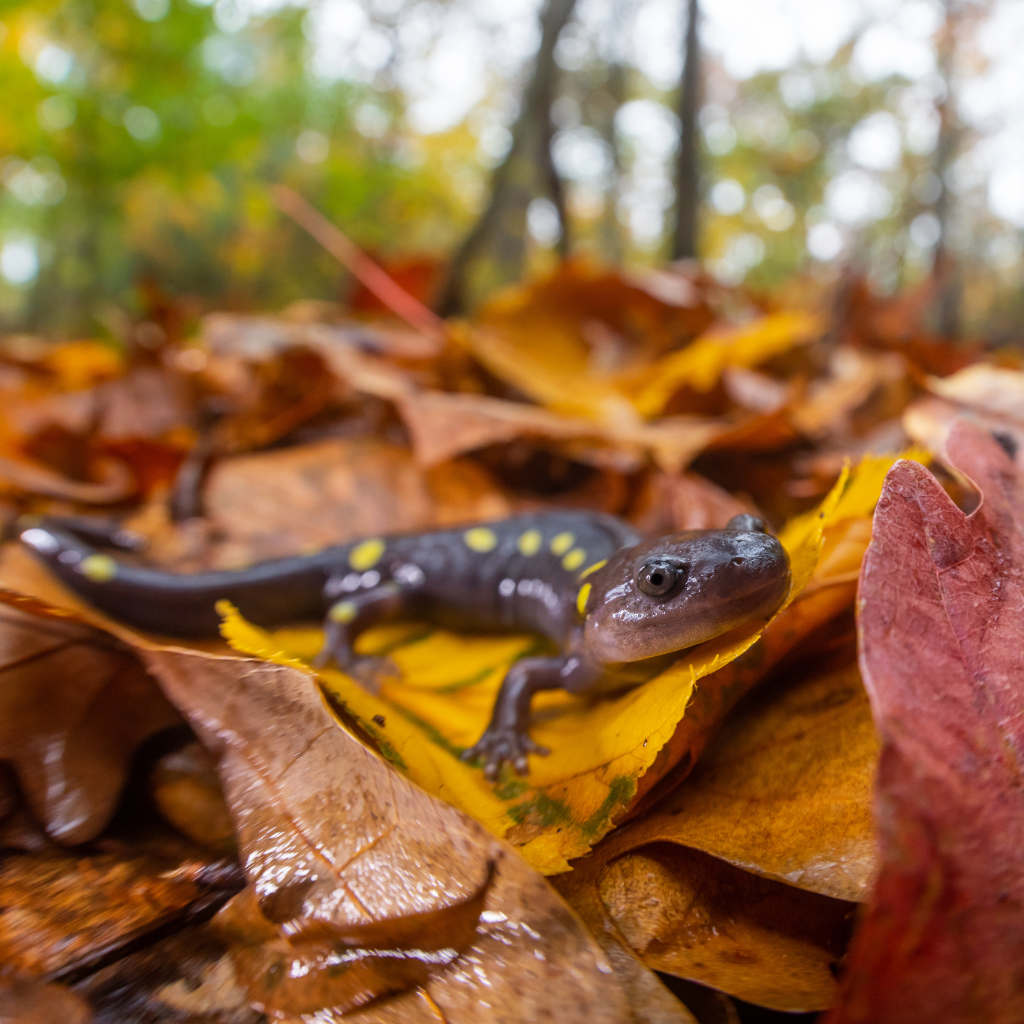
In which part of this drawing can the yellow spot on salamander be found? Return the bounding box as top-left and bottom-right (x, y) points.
(550, 531), (575, 556)
(329, 600), (358, 624)
(576, 583), (592, 616)
(562, 548), (586, 571)
(579, 559), (607, 580)
(517, 528), (542, 556)
(79, 554), (118, 583)
(349, 538), (385, 571)
(464, 526), (498, 553)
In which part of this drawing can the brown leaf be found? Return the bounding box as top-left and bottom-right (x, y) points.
(628, 470), (756, 535)
(126, 437), (512, 572)
(75, 924), (262, 1024)
(554, 841), (855, 1013)
(151, 741), (236, 854)
(598, 844), (854, 1010)
(0, 977), (92, 1024)
(601, 652), (877, 902)
(398, 389), (722, 473)
(0, 604), (182, 844)
(135, 646), (631, 1020)
(826, 421), (1024, 1022)
(0, 841), (241, 977)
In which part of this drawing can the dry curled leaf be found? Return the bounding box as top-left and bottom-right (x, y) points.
(553, 839), (855, 1013)
(827, 421), (1024, 1023)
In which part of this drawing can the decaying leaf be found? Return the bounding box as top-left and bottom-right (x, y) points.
(221, 452), (912, 875)
(827, 421), (1024, 1023)
(0, 836), (241, 977)
(75, 924), (259, 1024)
(0, 977), (93, 1024)
(0, 604), (182, 844)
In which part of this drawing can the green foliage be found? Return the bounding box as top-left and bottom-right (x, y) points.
(0, 0), (473, 335)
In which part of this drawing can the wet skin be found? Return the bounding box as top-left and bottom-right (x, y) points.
(19, 511), (791, 779)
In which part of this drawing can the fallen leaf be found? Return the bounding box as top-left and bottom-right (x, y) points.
(826, 420), (1024, 1023)
(625, 310), (823, 419)
(0, 604), (182, 844)
(925, 362), (1024, 420)
(125, 437), (512, 572)
(627, 469), (757, 535)
(0, 977), (93, 1024)
(151, 741), (236, 853)
(75, 924), (265, 1024)
(596, 652), (877, 903)
(0, 839), (241, 978)
(466, 259), (714, 424)
(553, 840), (855, 1012)
(902, 395), (1024, 473)
(139, 645), (632, 1021)
(398, 387), (725, 474)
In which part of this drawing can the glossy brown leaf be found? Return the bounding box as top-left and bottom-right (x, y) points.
(0, 604), (182, 844)
(137, 646), (630, 1020)
(826, 421), (1024, 1022)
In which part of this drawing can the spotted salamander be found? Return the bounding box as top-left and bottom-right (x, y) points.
(19, 511), (790, 778)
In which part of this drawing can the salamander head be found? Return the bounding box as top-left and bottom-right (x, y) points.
(580, 514), (791, 664)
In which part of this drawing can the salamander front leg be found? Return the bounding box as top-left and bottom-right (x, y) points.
(313, 582), (411, 693)
(461, 655), (598, 780)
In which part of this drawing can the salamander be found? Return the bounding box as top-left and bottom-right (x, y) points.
(18, 511), (791, 778)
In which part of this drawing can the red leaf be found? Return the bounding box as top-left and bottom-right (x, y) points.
(826, 420), (1024, 1023)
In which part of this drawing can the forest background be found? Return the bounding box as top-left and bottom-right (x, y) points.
(1, 0), (1023, 338)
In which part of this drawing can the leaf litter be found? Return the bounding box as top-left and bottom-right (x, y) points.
(0, 254), (1020, 1020)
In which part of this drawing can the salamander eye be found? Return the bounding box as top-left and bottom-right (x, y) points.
(636, 560), (686, 597)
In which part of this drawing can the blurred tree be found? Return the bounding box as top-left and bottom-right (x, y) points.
(436, 0), (577, 316)
(671, 0), (700, 261)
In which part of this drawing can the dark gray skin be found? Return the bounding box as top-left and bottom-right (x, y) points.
(19, 510), (790, 779)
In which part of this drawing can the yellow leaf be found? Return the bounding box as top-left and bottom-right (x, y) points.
(220, 450), (921, 874)
(627, 311), (823, 418)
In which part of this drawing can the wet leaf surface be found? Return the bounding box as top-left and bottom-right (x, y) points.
(136, 646), (634, 1020)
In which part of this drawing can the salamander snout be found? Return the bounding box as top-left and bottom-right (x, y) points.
(581, 523), (791, 664)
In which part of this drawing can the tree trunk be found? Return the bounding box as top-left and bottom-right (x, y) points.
(931, 0), (961, 337)
(436, 0), (578, 316)
(672, 0), (701, 261)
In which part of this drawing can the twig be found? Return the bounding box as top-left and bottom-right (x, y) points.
(273, 185), (446, 343)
